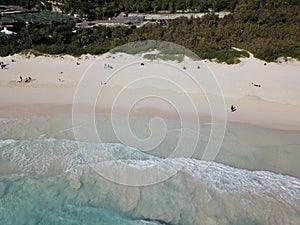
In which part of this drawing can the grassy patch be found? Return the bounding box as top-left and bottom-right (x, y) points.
(112, 40), (197, 59)
(20, 49), (46, 57)
(143, 54), (157, 60)
(0, 11), (69, 24)
(144, 53), (184, 62)
(111, 41), (158, 54)
(197, 49), (250, 64)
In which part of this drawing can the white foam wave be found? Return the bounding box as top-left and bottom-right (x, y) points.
(0, 118), (18, 123)
(0, 139), (18, 148)
(0, 137), (299, 206)
(1, 137), (300, 224)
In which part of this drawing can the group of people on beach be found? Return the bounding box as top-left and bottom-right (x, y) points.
(18, 76), (32, 83)
(104, 64), (113, 69)
(0, 59), (16, 69)
(183, 65), (201, 70)
(251, 82), (262, 88)
(0, 61), (6, 69)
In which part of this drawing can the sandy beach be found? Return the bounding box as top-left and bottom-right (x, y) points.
(2, 0), (300, 223)
(1, 51), (300, 225)
(0, 52), (299, 130)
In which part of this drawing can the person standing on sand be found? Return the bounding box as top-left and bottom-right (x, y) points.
(231, 105), (237, 112)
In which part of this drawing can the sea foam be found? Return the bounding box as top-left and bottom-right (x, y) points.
(1, 137), (299, 225)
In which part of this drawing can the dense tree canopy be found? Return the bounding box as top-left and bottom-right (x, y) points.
(0, 0), (247, 18)
(0, 0), (299, 62)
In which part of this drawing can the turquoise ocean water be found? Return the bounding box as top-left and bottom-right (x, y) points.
(0, 115), (299, 225)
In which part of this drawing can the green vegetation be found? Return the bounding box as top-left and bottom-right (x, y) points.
(143, 54), (157, 60)
(0, 0), (37, 10)
(0, 0), (238, 19)
(112, 41), (195, 59)
(0, 11), (69, 24)
(197, 49), (250, 64)
(144, 53), (184, 62)
(0, 0), (299, 63)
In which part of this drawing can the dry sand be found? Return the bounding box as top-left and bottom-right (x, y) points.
(0, 52), (299, 131)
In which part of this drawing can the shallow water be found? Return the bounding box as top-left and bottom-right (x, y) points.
(0, 115), (300, 225)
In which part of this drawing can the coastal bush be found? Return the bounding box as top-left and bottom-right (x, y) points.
(197, 49), (250, 63)
(0, 0), (299, 62)
(255, 45), (300, 61)
(82, 43), (110, 55)
(33, 44), (66, 55)
(144, 53), (184, 62)
(143, 54), (157, 60)
(0, 0), (235, 19)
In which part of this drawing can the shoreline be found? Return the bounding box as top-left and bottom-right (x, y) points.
(1, 102), (300, 180)
(0, 90), (299, 131)
(0, 100), (299, 131)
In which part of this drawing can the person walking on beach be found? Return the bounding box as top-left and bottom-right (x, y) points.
(231, 105), (237, 112)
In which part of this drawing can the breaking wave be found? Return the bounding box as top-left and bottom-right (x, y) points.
(1, 137), (299, 225)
